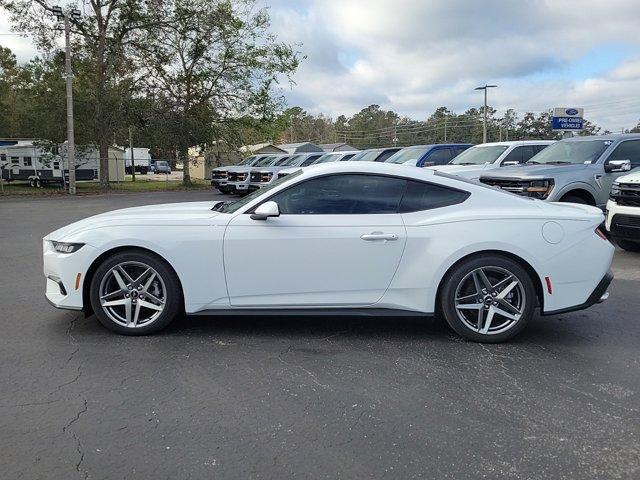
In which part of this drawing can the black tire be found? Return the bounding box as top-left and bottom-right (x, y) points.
(89, 250), (183, 335)
(35, 178), (42, 188)
(560, 194), (589, 205)
(617, 239), (640, 252)
(29, 179), (35, 187)
(439, 254), (537, 343)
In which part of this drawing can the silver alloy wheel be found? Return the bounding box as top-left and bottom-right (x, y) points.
(454, 266), (525, 335)
(98, 261), (166, 328)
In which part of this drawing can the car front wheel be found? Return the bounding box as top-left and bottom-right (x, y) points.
(89, 250), (182, 335)
(440, 255), (536, 343)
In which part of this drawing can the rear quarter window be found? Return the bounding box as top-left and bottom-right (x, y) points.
(399, 180), (470, 213)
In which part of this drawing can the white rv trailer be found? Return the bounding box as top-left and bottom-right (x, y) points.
(124, 147), (152, 174)
(0, 143), (98, 187)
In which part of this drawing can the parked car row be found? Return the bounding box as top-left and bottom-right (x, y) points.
(211, 134), (640, 251)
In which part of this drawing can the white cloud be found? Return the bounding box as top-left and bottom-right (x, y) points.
(272, 0), (640, 130)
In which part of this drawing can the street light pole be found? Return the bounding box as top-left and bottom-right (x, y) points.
(52, 6), (81, 194)
(63, 15), (76, 194)
(475, 84), (497, 143)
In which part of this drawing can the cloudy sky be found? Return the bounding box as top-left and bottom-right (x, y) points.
(2, 0), (640, 131)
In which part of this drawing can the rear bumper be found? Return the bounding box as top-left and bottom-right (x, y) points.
(542, 271), (613, 316)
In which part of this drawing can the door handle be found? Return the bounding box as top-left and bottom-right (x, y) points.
(361, 232), (398, 241)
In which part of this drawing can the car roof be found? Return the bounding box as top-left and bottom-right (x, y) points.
(471, 140), (555, 147)
(561, 133), (640, 142)
(400, 143), (473, 149)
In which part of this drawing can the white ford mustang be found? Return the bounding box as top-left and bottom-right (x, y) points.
(43, 162), (614, 342)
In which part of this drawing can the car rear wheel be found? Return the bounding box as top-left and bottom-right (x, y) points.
(89, 250), (182, 335)
(440, 255), (536, 343)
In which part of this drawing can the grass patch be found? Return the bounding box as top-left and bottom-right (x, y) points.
(0, 179), (210, 196)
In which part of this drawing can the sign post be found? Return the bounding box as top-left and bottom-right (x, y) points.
(551, 107), (584, 136)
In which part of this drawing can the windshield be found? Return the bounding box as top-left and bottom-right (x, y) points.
(218, 169), (304, 213)
(300, 154), (322, 166)
(253, 156), (278, 167)
(278, 155), (301, 166)
(450, 145), (509, 165)
(275, 156), (292, 166)
(385, 146), (431, 164)
(313, 153), (341, 164)
(156, 161), (168, 167)
(239, 156), (256, 166)
(351, 150), (381, 162)
(529, 140), (611, 164)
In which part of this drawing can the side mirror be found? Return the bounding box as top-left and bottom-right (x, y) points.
(251, 201), (280, 220)
(604, 159), (631, 173)
(502, 160), (519, 166)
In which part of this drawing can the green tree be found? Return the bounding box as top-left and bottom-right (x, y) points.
(137, 0), (300, 185)
(1, 0), (166, 186)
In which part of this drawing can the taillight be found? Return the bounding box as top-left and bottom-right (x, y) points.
(595, 227), (608, 241)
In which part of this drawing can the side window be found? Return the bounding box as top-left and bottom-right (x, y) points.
(520, 146), (536, 162)
(375, 149), (399, 162)
(453, 146), (469, 157)
(502, 147), (523, 164)
(269, 174), (406, 215)
(341, 154), (355, 161)
(399, 180), (470, 213)
(608, 140), (640, 168)
(534, 144), (549, 154)
(423, 148), (453, 166)
(23, 156), (32, 166)
(301, 155), (322, 166)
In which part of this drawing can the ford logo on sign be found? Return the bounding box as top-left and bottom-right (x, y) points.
(565, 108), (579, 116)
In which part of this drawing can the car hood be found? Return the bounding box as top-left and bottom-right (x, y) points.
(217, 165), (250, 172)
(45, 202), (222, 241)
(252, 166), (284, 173)
(480, 163), (588, 180)
(432, 164), (495, 178)
(616, 171), (640, 183)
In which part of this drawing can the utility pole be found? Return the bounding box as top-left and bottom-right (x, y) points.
(52, 6), (81, 194)
(474, 84), (497, 143)
(444, 116), (448, 142)
(129, 126), (136, 182)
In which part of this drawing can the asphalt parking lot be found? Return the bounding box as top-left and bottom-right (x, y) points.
(1, 191), (639, 480)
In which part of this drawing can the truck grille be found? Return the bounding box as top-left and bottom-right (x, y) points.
(227, 172), (247, 182)
(480, 178), (528, 195)
(212, 171), (227, 180)
(250, 171), (272, 183)
(613, 183), (640, 207)
(612, 214), (640, 227)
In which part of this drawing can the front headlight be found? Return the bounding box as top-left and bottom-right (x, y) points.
(610, 182), (620, 199)
(526, 179), (554, 199)
(51, 241), (85, 254)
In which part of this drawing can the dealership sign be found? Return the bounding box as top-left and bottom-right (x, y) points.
(551, 107), (584, 130)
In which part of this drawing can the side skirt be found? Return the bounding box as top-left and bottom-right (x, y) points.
(190, 307), (430, 318)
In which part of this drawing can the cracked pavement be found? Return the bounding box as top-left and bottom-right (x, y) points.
(1, 191), (639, 479)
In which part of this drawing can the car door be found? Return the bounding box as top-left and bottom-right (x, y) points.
(223, 174), (408, 307)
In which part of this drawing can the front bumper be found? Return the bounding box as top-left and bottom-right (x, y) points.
(542, 271), (613, 316)
(606, 200), (640, 241)
(227, 181), (249, 191)
(43, 240), (97, 311)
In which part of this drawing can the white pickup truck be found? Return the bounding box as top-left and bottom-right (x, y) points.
(606, 170), (640, 252)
